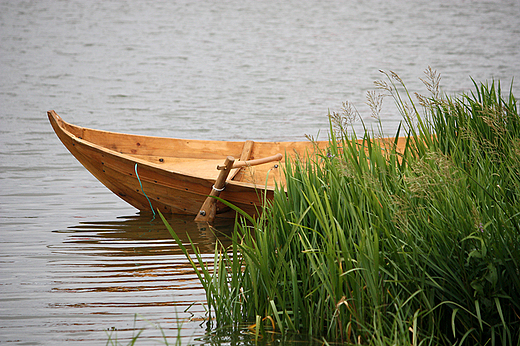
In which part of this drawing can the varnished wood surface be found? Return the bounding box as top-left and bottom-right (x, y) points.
(48, 110), (407, 218)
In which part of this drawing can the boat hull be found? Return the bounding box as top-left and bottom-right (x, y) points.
(48, 111), (326, 217)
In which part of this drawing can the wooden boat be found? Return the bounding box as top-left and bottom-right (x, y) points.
(48, 110), (332, 219)
(48, 111), (408, 220)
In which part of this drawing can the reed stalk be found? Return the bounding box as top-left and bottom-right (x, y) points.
(163, 69), (520, 345)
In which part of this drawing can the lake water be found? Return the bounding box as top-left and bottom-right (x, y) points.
(1, 0), (519, 344)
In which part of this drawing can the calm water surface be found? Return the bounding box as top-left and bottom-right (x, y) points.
(1, 0), (519, 344)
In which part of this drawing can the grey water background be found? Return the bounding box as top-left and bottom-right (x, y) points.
(1, 0), (519, 344)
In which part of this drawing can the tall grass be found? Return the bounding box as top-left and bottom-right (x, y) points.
(163, 69), (520, 345)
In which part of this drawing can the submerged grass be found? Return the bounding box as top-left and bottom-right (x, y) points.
(105, 313), (183, 346)
(163, 69), (520, 345)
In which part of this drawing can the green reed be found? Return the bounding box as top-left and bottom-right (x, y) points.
(163, 69), (520, 345)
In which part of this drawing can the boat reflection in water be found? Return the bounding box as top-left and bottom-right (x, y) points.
(49, 213), (234, 344)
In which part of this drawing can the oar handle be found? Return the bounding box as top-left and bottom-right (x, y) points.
(195, 156), (235, 222)
(217, 153), (283, 170)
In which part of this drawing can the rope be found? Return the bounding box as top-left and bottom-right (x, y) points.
(135, 163), (156, 219)
(212, 184), (225, 192)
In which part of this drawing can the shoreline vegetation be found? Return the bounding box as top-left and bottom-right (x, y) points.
(163, 69), (520, 345)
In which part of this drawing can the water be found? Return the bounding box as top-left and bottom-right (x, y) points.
(1, 0), (519, 344)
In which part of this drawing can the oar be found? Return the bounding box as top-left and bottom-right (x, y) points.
(216, 153), (283, 170)
(195, 156), (235, 222)
(195, 153), (283, 223)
